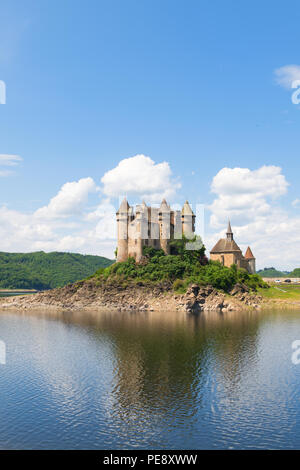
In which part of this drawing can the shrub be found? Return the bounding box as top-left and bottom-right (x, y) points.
(95, 243), (266, 293)
(173, 279), (186, 293)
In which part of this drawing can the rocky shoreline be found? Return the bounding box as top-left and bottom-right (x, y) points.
(0, 279), (263, 313)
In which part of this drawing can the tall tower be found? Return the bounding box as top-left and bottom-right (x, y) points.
(181, 201), (195, 239)
(245, 246), (256, 274)
(116, 197), (129, 262)
(159, 199), (171, 254)
(134, 201), (148, 262)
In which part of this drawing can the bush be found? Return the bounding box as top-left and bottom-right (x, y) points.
(173, 279), (186, 293)
(94, 243), (266, 293)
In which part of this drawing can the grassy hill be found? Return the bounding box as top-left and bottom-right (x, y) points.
(289, 268), (300, 277)
(0, 251), (114, 290)
(257, 267), (289, 278)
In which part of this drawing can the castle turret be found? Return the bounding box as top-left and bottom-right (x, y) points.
(159, 199), (171, 254)
(181, 201), (195, 239)
(244, 246), (256, 274)
(134, 201), (148, 262)
(116, 197), (129, 262)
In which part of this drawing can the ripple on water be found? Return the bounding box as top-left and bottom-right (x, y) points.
(0, 308), (300, 449)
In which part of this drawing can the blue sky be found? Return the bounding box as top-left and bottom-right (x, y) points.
(0, 0), (300, 269)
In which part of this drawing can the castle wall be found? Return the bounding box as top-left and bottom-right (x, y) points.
(247, 259), (256, 274)
(210, 253), (235, 267)
(211, 252), (255, 274)
(117, 201), (195, 263)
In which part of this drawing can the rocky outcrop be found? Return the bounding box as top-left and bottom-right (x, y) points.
(0, 279), (262, 314)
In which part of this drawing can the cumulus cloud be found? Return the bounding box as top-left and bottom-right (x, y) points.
(209, 166), (288, 228)
(35, 177), (97, 219)
(0, 154), (22, 176)
(85, 199), (116, 240)
(0, 154), (181, 258)
(101, 154), (181, 203)
(207, 165), (300, 270)
(274, 65), (300, 89)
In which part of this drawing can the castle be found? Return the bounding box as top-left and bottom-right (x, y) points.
(210, 221), (256, 274)
(116, 198), (195, 263)
(116, 200), (256, 274)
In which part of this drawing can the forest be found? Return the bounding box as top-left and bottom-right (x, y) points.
(0, 251), (114, 290)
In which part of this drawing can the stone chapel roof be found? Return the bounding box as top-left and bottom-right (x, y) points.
(210, 238), (242, 254)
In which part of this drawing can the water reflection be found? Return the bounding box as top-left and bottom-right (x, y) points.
(0, 308), (299, 449)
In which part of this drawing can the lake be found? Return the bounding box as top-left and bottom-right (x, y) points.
(0, 308), (300, 449)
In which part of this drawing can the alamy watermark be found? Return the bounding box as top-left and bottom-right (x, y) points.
(0, 80), (6, 104)
(0, 340), (6, 365)
(117, 198), (205, 250)
(291, 80), (300, 105)
(291, 340), (300, 365)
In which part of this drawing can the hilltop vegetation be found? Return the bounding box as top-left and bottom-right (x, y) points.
(289, 268), (300, 277)
(257, 267), (300, 278)
(257, 267), (288, 278)
(92, 237), (267, 293)
(0, 251), (114, 290)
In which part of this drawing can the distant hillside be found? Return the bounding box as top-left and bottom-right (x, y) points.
(257, 267), (288, 278)
(289, 268), (300, 277)
(0, 251), (114, 290)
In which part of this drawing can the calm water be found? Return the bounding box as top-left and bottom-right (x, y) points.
(0, 308), (300, 449)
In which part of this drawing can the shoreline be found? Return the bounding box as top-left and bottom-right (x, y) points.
(1, 279), (299, 314)
(0, 280), (262, 314)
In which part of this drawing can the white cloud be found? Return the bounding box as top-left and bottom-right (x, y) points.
(0, 170), (13, 177)
(207, 165), (300, 270)
(85, 199), (116, 240)
(101, 154), (181, 203)
(0, 153), (179, 257)
(0, 154), (22, 165)
(0, 154), (22, 176)
(35, 177), (97, 219)
(209, 166), (288, 228)
(274, 65), (300, 89)
(292, 198), (300, 208)
(211, 165), (288, 198)
(0, 155), (182, 258)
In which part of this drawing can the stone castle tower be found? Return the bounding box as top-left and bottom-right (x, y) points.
(116, 198), (195, 263)
(210, 221), (256, 274)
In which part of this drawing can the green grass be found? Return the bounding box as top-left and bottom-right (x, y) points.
(258, 285), (300, 300)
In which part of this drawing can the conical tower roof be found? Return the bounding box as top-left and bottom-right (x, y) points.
(117, 197), (129, 213)
(159, 198), (170, 211)
(181, 201), (194, 215)
(245, 246), (255, 259)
